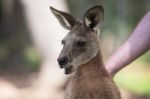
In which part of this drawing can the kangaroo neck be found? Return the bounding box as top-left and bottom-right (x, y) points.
(75, 50), (110, 79)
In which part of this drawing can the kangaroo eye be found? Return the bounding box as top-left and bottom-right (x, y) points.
(76, 41), (86, 48)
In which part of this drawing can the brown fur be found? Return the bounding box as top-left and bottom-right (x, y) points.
(65, 51), (121, 99)
(50, 5), (121, 99)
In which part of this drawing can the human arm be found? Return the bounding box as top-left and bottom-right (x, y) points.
(106, 11), (150, 76)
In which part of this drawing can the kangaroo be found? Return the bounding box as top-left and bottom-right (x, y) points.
(50, 5), (121, 99)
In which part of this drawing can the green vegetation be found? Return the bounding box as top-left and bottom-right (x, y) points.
(24, 47), (40, 72)
(137, 52), (150, 65)
(115, 53), (150, 95)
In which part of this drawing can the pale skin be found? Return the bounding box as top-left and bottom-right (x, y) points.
(106, 10), (150, 76)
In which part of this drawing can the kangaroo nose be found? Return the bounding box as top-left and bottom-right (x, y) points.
(58, 57), (69, 67)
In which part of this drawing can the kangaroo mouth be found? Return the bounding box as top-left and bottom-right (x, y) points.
(65, 66), (73, 74)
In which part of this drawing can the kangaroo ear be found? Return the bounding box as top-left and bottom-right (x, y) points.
(50, 6), (77, 30)
(84, 5), (104, 30)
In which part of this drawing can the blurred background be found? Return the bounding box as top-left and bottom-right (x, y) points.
(0, 0), (150, 99)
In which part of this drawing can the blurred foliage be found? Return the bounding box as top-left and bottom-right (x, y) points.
(115, 61), (150, 95)
(138, 52), (150, 64)
(115, 52), (150, 95)
(0, 0), (1, 19)
(66, 0), (150, 32)
(24, 47), (40, 72)
(0, 0), (40, 76)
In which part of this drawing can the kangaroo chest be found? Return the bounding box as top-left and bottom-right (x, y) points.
(64, 52), (121, 99)
(65, 74), (121, 99)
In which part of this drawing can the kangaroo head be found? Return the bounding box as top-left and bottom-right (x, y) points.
(50, 5), (104, 74)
